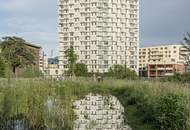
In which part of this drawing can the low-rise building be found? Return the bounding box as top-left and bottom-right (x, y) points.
(43, 57), (63, 79)
(0, 40), (42, 77)
(139, 44), (188, 77)
(44, 64), (62, 79)
(147, 64), (185, 77)
(25, 43), (42, 69)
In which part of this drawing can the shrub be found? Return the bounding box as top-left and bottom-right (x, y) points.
(22, 67), (43, 78)
(107, 65), (138, 79)
(154, 93), (189, 130)
(161, 73), (190, 83)
(74, 63), (88, 77)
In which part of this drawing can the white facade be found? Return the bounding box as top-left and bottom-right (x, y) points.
(58, 0), (139, 73)
(73, 93), (131, 130)
(139, 44), (188, 69)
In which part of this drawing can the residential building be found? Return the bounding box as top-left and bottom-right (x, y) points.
(0, 41), (42, 77)
(58, 0), (139, 73)
(147, 64), (185, 77)
(44, 64), (62, 79)
(139, 44), (188, 77)
(43, 57), (63, 79)
(25, 43), (42, 69)
(39, 51), (45, 72)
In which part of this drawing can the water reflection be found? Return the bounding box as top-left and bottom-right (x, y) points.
(0, 95), (65, 130)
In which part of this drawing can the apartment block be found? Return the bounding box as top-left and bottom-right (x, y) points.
(58, 0), (139, 73)
(139, 44), (188, 77)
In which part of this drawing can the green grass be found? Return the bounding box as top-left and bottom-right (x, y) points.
(0, 78), (189, 130)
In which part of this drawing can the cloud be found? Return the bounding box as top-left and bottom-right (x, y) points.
(140, 0), (190, 46)
(0, 0), (190, 54)
(4, 16), (56, 32)
(0, 0), (58, 55)
(0, 0), (52, 12)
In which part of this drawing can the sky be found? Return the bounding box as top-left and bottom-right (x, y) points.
(0, 0), (190, 56)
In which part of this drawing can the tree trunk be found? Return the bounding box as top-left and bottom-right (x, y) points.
(13, 66), (16, 74)
(12, 66), (16, 78)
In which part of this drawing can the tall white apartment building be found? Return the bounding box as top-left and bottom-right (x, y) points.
(139, 44), (187, 69)
(58, 0), (139, 73)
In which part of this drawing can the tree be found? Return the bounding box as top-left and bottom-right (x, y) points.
(107, 65), (137, 79)
(0, 40), (5, 77)
(65, 46), (77, 77)
(74, 63), (88, 77)
(0, 37), (35, 75)
(0, 57), (5, 77)
(181, 33), (190, 65)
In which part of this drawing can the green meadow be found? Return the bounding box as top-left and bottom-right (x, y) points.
(0, 78), (189, 130)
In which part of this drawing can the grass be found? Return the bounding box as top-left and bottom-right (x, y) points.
(0, 78), (189, 130)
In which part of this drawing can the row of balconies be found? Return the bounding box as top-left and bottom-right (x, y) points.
(59, 29), (138, 35)
(58, 4), (138, 12)
(59, 25), (135, 30)
(60, 58), (137, 65)
(59, 16), (137, 23)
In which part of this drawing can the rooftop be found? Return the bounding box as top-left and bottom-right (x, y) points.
(140, 43), (182, 49)
(25, 42), (42, 49)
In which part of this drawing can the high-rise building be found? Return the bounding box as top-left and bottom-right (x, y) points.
(58, 0), (139, 73)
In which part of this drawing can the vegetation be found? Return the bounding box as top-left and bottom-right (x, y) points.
(181, 33), (190, 65)
(107, 64), (138, 79)
(65, 46), (77, 77)
(0, 79), (189, 130)
(74, 63), (88, 77)
(22, 67), (43, 78)
(0, 57), (5, 77)
(0, 37), (35, 75)
(161, 73), (190, 83)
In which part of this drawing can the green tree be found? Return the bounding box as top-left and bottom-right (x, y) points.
(0, 40), (5, 77)
(181, 33), (190, 65)
(108, 65), (137, 79)
(0, 57), (5, 77)
(65, 46), (77, 77)
(0, 37), (35, 75)
(74, 63), (88, 77)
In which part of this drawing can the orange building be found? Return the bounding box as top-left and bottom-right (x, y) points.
(147, 64), (185, 78)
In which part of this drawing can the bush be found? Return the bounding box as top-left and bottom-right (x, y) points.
(113, 86), (190, 130)
(22, 67), (43, 78)
(161, 73), (190, 83)
(74, 63), (88, 77)
(107, 65), (138, 79)
(154, 93), (189, 130)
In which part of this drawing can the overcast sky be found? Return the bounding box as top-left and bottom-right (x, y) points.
(0, 0), (190, 56)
